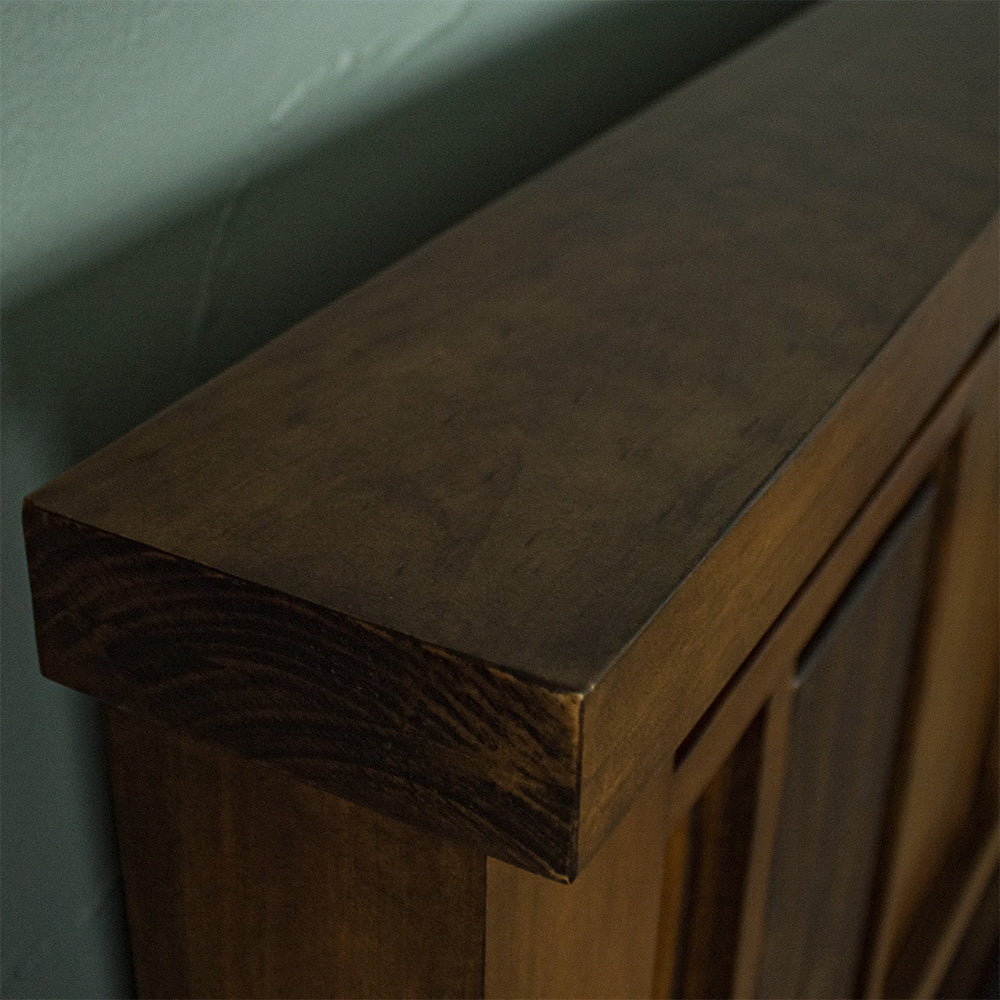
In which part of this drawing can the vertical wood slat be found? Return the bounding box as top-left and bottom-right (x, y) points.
(879, 680), (999, 998)
(105, 708), (486, 1000)
(864, 334), (1000, 997)
(674, 712), (765, 999)
(731, 683), (794, 1000)
(885, 822), (999, 999)
(651, 819), (691, 999)
(755, 484), (940, 999)
(484, 759), (681, 1000)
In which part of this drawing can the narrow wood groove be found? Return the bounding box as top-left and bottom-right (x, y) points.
(673, 655), (755, 772)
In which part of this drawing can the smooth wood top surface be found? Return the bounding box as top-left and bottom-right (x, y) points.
(25, 2), (999, 878)
(29, 2), (997, 688)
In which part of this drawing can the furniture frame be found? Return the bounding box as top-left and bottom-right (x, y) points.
(24, 3), (999, 996)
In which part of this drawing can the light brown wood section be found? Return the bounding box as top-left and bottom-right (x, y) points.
(651, 820), (691, 999)
(484, 760), (680, 999)
(105, 708), (486, 1000)
(731, 686), (793, 1000)
(674, 714), (764, 999)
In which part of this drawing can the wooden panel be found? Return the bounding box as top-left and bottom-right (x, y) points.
(484, 760), (679, 999)
(865, 334), (1000, 995)
(626, 333), (997, 999)
(755, 485), (939, 999)
(727, 335), (1000, 998)
(674, 712), (764, 999)
(26, 3), (997, 690)
(104, 708), (486, 1000)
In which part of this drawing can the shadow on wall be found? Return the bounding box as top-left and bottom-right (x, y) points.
(2, 2), (807, 459)
(0, 3), (805, 997)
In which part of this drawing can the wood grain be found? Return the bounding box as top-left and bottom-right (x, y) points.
(723, 334), (999, 998)
(651, 818), (691, 999)
(864, 331), (1000, 997)
(104, 707), (486, 999)
(885, 814), (999, 999)
(23, 2), (999, 882)
(24, 507), (580, 879)
(578, 217), (998, 868)
(732, 686), (793, 1000)
(484, 756), (679, 999)
(755, 485), (938, 999)
(726, 335), (1000, 998)
(28, 1), (997, 687)
(674, 713), (764, 999)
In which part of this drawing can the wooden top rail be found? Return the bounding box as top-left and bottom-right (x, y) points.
(24, 1), (999, 881)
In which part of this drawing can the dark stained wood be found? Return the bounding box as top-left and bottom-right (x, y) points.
(718, 334), (999, 999)
(27, 2), (998, 688)
(17, 5), (1000, 997)
(104, 706), (486, 999)
(884, 811), (999, 999)
(480, 335), (1000, 1000)
(755, 485), (939, 999)
(578, 216), (997, 868)
(864, 332), (1000, 996)
(22, 0), (999, 882)
(24, 507), (580, 880)
(936, 874), (1000, 1000)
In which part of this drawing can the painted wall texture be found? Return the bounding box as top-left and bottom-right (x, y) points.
(0, 2), (803, 996)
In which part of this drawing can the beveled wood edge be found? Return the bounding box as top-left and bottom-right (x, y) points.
(22, 503), (583, 881)
(578, 215), (999, 868)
